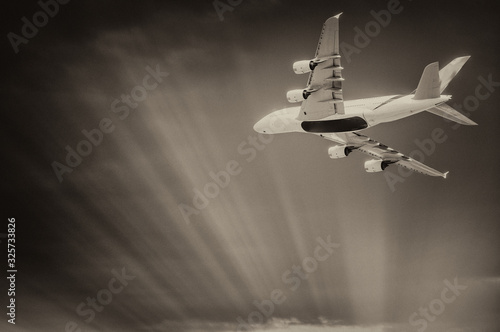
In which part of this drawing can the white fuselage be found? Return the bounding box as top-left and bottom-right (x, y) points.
(253, 94), (451, 135)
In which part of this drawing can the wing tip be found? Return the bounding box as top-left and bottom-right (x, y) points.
(443, 171), (449, 179)
(468, 118), (479, 125)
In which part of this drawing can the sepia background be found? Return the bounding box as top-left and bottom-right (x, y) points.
(2, 0), (499, 331)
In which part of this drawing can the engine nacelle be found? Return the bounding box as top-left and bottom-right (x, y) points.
(328, 145), (352, 159)
(286, 89), (311, 103)
(364, 159), (390, 173)
(293, 60), (317, 74)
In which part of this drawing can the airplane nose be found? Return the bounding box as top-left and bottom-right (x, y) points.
(253, 121), (260, 133)
(253, 118), (267, 133)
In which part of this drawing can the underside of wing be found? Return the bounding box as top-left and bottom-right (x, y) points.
(321, 132), (448, 178)
(297, 14), (345, 121)
(314, 14), (342, 59)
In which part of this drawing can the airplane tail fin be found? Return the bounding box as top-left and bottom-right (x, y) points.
(413, 56), (471, 100)
(427, 103), (478, 125)
(438, 56), (470, 94)
(413, 62), (440, 100)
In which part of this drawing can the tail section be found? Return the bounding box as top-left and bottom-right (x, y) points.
(421, 56), (475, 125)
(413, 56), (470, 100)
(439, 56), (470, 93)
(427, 103), (477, 125)
(414, 62), (440, 100)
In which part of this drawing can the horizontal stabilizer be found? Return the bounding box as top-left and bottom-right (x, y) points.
(414, 62), (440, 100)
(439, 56), (470, 93)
(427, 103), (477, 125)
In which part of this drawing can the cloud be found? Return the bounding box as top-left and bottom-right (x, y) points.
(150, 318), (396, 332)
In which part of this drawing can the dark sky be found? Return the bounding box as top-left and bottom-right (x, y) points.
(1, 0), (500, 331)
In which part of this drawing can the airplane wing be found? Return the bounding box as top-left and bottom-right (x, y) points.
(321, 132), (449, 178)
(298, 13), (345, 121)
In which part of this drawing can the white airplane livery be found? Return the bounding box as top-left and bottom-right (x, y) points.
(253, 13), (476, 178)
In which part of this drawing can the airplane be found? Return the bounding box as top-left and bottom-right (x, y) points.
(253, 13), (476, 178)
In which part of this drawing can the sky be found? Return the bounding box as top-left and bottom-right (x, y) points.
(1, 0), (500, 331)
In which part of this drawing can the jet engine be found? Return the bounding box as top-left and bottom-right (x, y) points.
(286, 89), (311, 103)
(364, 159), (390, 173)
(293, 60), (318, 74)
(328, 145), (353, 159)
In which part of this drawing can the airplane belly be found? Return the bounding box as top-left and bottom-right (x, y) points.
(300, 116), (368, 133)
